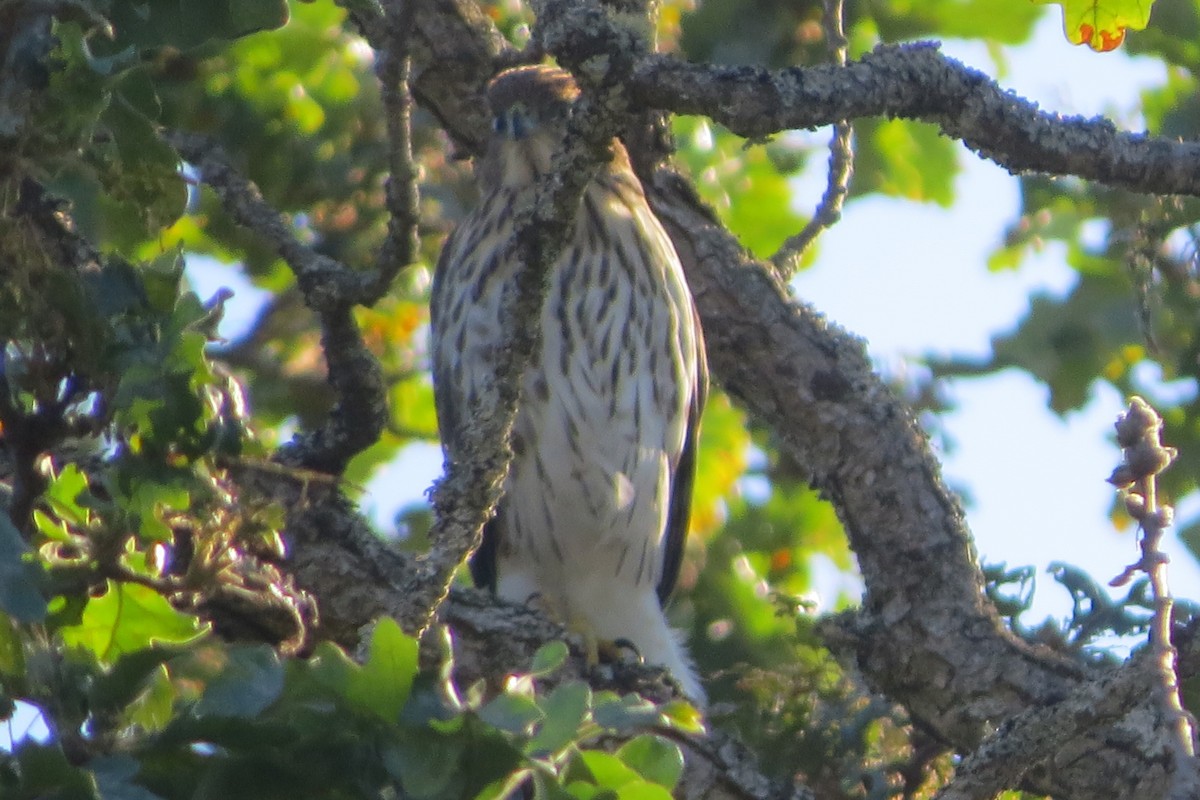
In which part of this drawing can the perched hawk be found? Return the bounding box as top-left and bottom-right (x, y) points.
(430, 65), (707, 701)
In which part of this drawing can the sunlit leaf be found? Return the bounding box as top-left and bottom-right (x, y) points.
(853, 118), (957, 206)
(346, 616), (419, 722)
(43, 464), (91, 526)
(60, 580), (207, 664)
(529, 641), (570, 677)
(672, 117), (808, 258)
(575, 750), (642, 789)
(616, 735), (684, 789)
(1036, 0), (1155, 51)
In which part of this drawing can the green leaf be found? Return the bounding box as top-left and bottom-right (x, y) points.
(125, 477), (191, 544)
(14, 742), (98, 798)
(576, 751), (641, 789)
(671, 116), (807, 258)
(94, 95), (187, 247)
(33, 509), (73, 543)
(43, 464), (91, 526)
(90, 754), (164, 800)
(0, 611), (25, 677)
(479, 692), (544, 736)
(529, 641), (569, 677)
(345, 617), (418, 722)
(981, 273), (1140, 414)
(298, 640), (358, 697)
(125, 665), (176, 733)
(99, 0), (291, 53)
(616, 735), (684, 790)
(591, 694), (662, 733)
(140, 249), (187, 314)
(614, 783), (673, 800)
(60, 580), (206, 664)
(526, 681), (590, 756)
(0, 512), (47, 623)
(195, 645), (284, 718)
(382, 731), (465, 799)
(88, 644), (185, 719)
(918, 0), (1042, 43)
(852, 119), (957, 206)
(1035, 0), (1155, 51)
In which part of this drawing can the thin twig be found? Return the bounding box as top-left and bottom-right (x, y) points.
(280, 304), (387, 474)
(771, 0), (854, 277)
(373, 0), (421, 300)
(1107, 397), (1198, 797)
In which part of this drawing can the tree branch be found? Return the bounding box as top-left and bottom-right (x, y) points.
(169, 132), (387, 473)
(932, 659), (1160, 800)
(626, 45), (1200, 196)
(373, 0), (421, 297)
(1106, 398), (1200, 798)
(770, 0), (853, 275)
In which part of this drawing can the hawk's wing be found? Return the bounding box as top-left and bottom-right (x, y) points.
(469, 516), (500, 590)
(657, 309), (707, 603)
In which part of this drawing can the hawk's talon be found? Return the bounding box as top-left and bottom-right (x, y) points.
(604, 637), (643, 665)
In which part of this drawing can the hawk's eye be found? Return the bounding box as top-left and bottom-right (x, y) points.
(496, 102), (533, 140)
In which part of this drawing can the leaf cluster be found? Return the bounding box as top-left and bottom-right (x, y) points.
(1, 618), (697, 800)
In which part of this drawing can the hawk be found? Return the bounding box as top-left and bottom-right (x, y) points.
(430, 65), (707, 702)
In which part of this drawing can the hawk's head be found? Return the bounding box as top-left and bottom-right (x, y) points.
(481, 65), (581, 189)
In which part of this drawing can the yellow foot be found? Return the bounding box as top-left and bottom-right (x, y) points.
(522, 594), (641, 669)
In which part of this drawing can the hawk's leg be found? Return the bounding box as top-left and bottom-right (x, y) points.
(523, 592), (643, 668)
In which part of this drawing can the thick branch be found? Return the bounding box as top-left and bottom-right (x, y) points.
(432, 0), (1200, 199)
(932, 661), (1159, 800)
(629, 45), (1200, 196)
